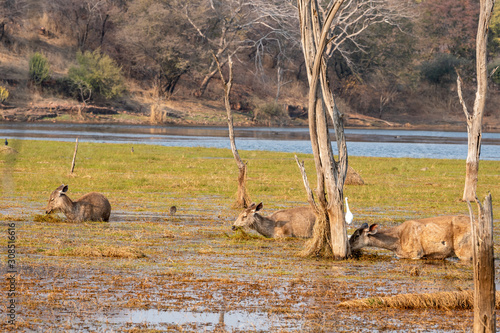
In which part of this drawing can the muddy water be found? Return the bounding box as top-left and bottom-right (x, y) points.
(2, 122), (500, 160)
(3, 198), (499, 332)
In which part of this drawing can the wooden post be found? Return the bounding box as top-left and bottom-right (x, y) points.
(469, 193), (495, 333)
(70, 138), (79, 174)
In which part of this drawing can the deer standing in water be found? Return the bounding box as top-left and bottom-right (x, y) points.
(349, 215), (472, 260)
(232, 202), (316, 238)
(45, 184), (111, 222)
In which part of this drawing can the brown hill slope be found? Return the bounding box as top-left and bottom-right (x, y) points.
(1, 18), (499, 131)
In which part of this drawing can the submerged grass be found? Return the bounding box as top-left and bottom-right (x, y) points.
(45, 245), (147, 258)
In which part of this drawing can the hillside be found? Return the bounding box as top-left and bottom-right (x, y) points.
(1, 2), (500, 131)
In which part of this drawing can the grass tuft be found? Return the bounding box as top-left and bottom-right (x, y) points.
(338, 291), (500, 310)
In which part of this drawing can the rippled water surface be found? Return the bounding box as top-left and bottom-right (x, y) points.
(2, 123), (500, 160)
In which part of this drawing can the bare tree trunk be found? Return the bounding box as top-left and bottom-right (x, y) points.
(213, 54), (251, 208)
(456, 0), (494, 202)
(458, 2), (496, 330)
(196, 64), (218, 97)
(70, 138), (79, 174)
(468, 194), (495, 333)
(297, 0), (349, 259)
(99, 14), (109, 47)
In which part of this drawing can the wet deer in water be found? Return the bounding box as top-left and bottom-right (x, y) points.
(349, 215), (472, 260)
(46, 184), (111, 222)
(232, 202), (316, 238)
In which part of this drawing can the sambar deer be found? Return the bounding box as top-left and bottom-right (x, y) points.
(232, 202), (316, 238)
(46, 184), (111, 222)
(349, 215), (472, 260)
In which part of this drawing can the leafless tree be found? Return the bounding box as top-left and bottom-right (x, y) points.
(456, 0), (494, 203)
(115, 0), (190, 100)
(0, 0), (28, 41)
(320, 0), (414, 74)
(176, 0), (299, 97)
(295, 0), (350, 259)
(456, 0), (496, 331)
(174, 0), (298, 206)
(48, 0), (114, 51)
(213, 54), (251, 208)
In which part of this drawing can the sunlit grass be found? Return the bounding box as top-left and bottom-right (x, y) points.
(1, 139), (498, 220)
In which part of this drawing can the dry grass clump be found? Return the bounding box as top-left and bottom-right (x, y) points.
(0, 146), (18, 154)
(226, 228), (262, 241)
(299, 214), (332, 258)
(338, 291), (500, 310)
(346, 166), (364, 185)
(46, 245), (146, 259)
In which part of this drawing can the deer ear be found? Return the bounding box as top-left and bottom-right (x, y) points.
(62, 185), (68, 193)
(255, 202), (263, 211)
(368, 224), (378, 235)
(360, 223), (369, 230)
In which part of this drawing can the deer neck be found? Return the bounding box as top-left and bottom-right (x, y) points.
(250, 214), (276, 238)
(368, 227), (400, 252)
(61, 195), (78, 220)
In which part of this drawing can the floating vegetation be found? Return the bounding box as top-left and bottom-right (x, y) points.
(225, 228), (263, 241)
(33, 214), (64, 223)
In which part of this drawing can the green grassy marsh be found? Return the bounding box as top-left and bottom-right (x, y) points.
(2, 139), (498, 219)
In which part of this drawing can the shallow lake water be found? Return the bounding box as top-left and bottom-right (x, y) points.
(2, 122), (500, 160)
(2, 200), (498, 332)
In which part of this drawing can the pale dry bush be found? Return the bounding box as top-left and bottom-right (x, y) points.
(338, 290), (500, 310)
(280, 80), (307, 105)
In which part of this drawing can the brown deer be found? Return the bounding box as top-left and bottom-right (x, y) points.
(45, 184), (111, 222)
(349, 215), (472, 260)
(232, 202), (316, 238)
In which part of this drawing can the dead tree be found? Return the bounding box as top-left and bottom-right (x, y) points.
(296, 0), (349, 259)
(213, 54), (251, 208)
(457, 2), (496, 331)
(468, 194), (495, 333)
(456, 0), (495, 202)
(70, 138), (79, 174)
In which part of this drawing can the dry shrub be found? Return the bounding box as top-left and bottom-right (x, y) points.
(338, 291), (500, 310)
(47, 245), (146, 259)
(346, 166), (364, 185)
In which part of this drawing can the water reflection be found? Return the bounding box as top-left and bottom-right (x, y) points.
(100, 308), (299, 331)
(2, 123), (500, 160)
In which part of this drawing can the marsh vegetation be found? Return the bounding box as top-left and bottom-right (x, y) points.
(1, 140), (499, 331)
